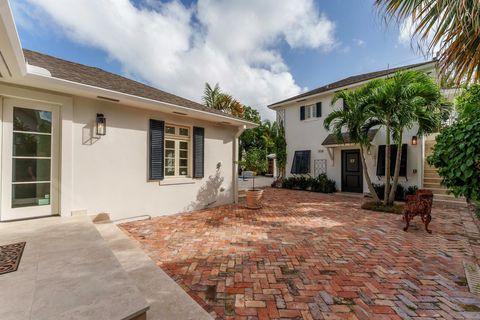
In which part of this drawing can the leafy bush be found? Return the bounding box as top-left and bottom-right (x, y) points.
(311, 174), (337, 193)
(372, 183), (417, 201)
(428, 117), (480, 200)
(281, 174), (336, 193)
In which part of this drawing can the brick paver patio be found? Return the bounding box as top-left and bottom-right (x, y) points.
(120, 188), (480, 320)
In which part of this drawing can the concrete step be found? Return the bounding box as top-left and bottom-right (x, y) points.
(424, 177), (442, 184)
(429, 187), (449, 195)
(423, 182), (447, 189)
(424, 172), (441, 179)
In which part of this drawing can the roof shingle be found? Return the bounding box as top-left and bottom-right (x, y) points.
(269, 60), (435, 107)
(322, 129), (379, 146)
(23, 49), (240, 120)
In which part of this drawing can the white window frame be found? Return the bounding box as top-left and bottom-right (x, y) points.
(304, 104), (316, 120)
(164, 124), (191, 178)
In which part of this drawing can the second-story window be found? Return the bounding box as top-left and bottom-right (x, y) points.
(300, 102), (322, 121)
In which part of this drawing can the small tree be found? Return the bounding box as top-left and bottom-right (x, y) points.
(324, 84), (381, 202)
(239, 148), (268, 191)
(367, 71), (445, 205)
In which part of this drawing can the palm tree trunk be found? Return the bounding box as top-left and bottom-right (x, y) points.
(384, 122), (391, 205)
(360, 145), (380, 202)
(388, 131), (403, 204)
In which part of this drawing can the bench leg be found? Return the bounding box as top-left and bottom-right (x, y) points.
(424, 214), (432, 234)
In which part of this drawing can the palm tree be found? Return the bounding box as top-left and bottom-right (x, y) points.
(375, 0), (480, 84)
(367, 70), (445, 205)
(324, 86), (381, 202)
(203, 83), (223, 110)
(203, 83), (244, 117)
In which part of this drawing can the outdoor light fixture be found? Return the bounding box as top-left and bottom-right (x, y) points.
(96, 113), (106, 136)
(411, 135), (418, 145)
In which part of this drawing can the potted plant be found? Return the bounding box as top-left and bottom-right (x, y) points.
(239, 148), (268, 208)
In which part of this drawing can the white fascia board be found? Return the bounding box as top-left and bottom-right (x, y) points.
(17, 72), (257, 128)
(268, 62), (437, 110)
(0, 0), (27, 77)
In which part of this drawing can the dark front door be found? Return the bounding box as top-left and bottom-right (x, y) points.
(341, 150), (363, 193)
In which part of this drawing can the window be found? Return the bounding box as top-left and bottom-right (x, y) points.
(376, 144), (408, 177)
(164, 124), (190, 177)
(300, 103), (322, 121)
(291, 150), (311, 174)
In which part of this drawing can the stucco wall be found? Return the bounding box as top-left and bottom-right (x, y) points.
(0, 82), (238, 221)
(280, 92), (423, 193)
(71, 97), (237, 220)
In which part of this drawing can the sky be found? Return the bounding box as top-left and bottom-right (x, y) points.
(10, 0), (428, 120)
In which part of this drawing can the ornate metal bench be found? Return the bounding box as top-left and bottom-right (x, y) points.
(403, 189), (433, 233)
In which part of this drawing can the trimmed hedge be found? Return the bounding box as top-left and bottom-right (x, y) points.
(281, 174), (336, 193)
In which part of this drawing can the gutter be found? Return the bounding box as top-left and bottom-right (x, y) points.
(233, 125), (247, 204)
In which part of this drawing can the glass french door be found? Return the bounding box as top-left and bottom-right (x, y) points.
(1, 98), (59, 221)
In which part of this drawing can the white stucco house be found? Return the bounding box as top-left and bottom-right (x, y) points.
(0, 1), (255, 222)
(269, 60), (456, 200)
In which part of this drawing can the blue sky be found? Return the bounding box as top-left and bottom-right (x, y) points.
(11, 0), (427, 119)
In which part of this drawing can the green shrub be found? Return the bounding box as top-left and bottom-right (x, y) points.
(428, 116), (480, 201)
(372, 183), (417, 201)
(281, 174), (336, 193)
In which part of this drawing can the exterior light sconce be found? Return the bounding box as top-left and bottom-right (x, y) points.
(96, 113), (106, 136)
(411, 135), (418, 145)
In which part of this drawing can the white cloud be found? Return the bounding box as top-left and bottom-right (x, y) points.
(353, 38), (366, 47)
(398, 16), (414, 45)
(14, 0), (337, 120)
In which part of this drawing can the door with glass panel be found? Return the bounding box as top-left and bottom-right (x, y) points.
(1, 99), (59, 220)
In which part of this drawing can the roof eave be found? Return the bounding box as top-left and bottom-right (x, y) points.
(16, 71), (257, 128)
(268, 61), (437, 109)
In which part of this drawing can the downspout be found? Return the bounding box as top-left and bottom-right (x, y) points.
(233, 125), (247, 204)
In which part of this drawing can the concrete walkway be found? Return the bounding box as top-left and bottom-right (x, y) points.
(0, 215), (149, 320)
(94, 220), (213, 320)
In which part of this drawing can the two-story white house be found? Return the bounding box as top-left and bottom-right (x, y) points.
(268, 61), (456, 200)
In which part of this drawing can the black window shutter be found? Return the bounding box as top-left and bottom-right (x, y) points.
(376, 145), (386, 176)
(291, 150), (311, 174)
(193, 126), (205, 178)
(300, 106), (305, 120)
(149, 119), (165, 180)
(376, 144), (408, 177)
(316, 102), (322, 117)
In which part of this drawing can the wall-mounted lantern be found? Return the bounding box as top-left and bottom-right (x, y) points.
(411, 135), (418, 145)
(96, 113), (106, 136)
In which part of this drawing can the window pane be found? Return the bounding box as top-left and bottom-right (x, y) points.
(179, 128), (189, 136)
(165, 149), (175, 158)
(165, 140), (175, 149)
(13, 159), (50, 182)
(165, 158), (175, 167)
(179, 141), (188, 150)
(13, 133), (51, 157)
(165, 126), (175, 134)
(179, 159), (188, 167)
(12, 183), (50, 208)
(179, 167), (188, 175)
(14, 107), (52, 133)
(180, 150), (188, 158)
(165, 167), (175, 176)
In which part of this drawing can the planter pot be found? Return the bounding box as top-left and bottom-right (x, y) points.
(246, 189), (264, 209)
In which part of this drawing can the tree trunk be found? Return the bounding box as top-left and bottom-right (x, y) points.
(360, 145), (380, 202)
(384, 122), (391, 206)
(388, 132), (403, 204)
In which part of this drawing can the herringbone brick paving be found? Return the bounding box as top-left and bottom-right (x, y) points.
(120, 188), (480, 319)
